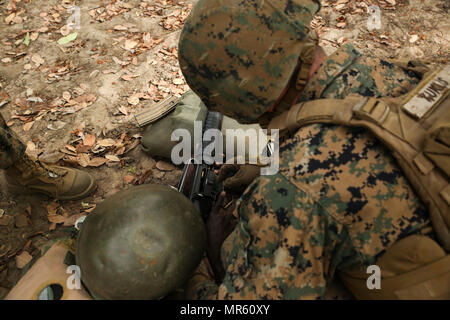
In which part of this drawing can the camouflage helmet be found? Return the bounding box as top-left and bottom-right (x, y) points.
(75, 184), (206, 300)
(178, 0), (320, 123)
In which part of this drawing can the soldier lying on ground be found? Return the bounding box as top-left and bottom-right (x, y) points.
(179, 0), (449, 299)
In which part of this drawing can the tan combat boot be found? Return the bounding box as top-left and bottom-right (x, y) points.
(5, 159), (97, 201)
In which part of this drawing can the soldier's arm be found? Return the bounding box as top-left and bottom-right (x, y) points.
(190, 174), (351, 300)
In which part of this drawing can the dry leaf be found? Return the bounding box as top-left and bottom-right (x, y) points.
(123, 174), (135, 184)
(113, 56), (129, 66)
(62, 91), (71, 100)
(47, 202), (60, 215)
(173, 78), (184, 85)
(30, 32), (39, 41)
(63, 213), (86, 227)
(12, 16), (23, 24)
(114, 25), (128, 31)
(16, 251), (32, 269)
(5, 13), (16, 24)
(97, 138), (116, 147)
(124, 40), (138, 51)
(77, 153), (90, 167)
(127, 94), (140, 105)
(83, 134), (96, 147)
(23, 121), (34, 132)
(31, 54), (45, 66)
(105, 154), (120, 162)
(121, 75), (135, 81)
(48, 214), (66, 224)
(118, 105), (128, 116)
(88, 157), (107, 167)
(156, 161), (176, 171)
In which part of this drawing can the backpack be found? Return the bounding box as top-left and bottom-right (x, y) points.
(267, 64), (450, 299)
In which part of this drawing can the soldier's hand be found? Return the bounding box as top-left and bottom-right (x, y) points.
(216, 163), (261, 194)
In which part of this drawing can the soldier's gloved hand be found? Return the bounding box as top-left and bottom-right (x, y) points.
(216, 163), (261, 194)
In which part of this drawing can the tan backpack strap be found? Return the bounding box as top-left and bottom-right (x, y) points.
(268, 96), (360, 133)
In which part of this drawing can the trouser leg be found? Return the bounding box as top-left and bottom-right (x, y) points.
(0, 114), (27, 170)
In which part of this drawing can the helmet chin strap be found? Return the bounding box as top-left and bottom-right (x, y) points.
(267, 30), (320, 114)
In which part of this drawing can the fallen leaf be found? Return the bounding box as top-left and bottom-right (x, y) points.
(123, 174), (136, 184)
(47, 120), (66, 130)
(63, 213), (86, 227)
(83, 134), (96, 147)
(48, 214), (66, 224)
(118, 105), (128, 116)
(97, 138), (116, 147)
(16, 251), (32, 269)
(113, 56), (129, 66)
(23, 121), (34, 132)
(124, 40), (138, 51)
(57, 32), (78, 45)
(62, 91), (71, 100)
(60, 25), (72, 36)
(5, 13), (16, 24)
(31, 54), (45, 66)
(88, 157), (107, 167)
(156, 161), (176, 171)
(127, 94), (140, 105)
(409, 34), (419, 43)
(114, 25), (128, 31)
(12, 16), (23, 24)
(30, 32), (39, 41)
(77, 153), (90, 167)
(105, 154), (120, 162)
(47, 202), (60, 215)
(173, 78), (184, 85)
(23, 32), (30, 47)
(121, 75), (135, 81)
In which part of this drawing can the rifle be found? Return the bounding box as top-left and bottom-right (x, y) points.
(177, 111), (224, 221)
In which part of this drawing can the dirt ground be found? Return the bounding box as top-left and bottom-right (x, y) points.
(0, 0), (448, 298)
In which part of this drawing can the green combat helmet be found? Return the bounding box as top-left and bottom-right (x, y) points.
(75, 184), (206, 300)
(178, 0), (321, 123)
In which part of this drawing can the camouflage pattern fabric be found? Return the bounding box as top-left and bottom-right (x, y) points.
(0, 113), (26, 170)
(190, 45), (432, 299)
(298, 43), (420, 103)
(178, 0), (320, 123)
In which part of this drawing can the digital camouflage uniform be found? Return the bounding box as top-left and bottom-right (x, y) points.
(179, 0), (431, 299)
(0, 113), (26, 169)
(192, 45), (430, 300)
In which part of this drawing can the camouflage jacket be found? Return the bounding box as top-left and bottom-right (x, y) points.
(193, 43), (430, 299)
